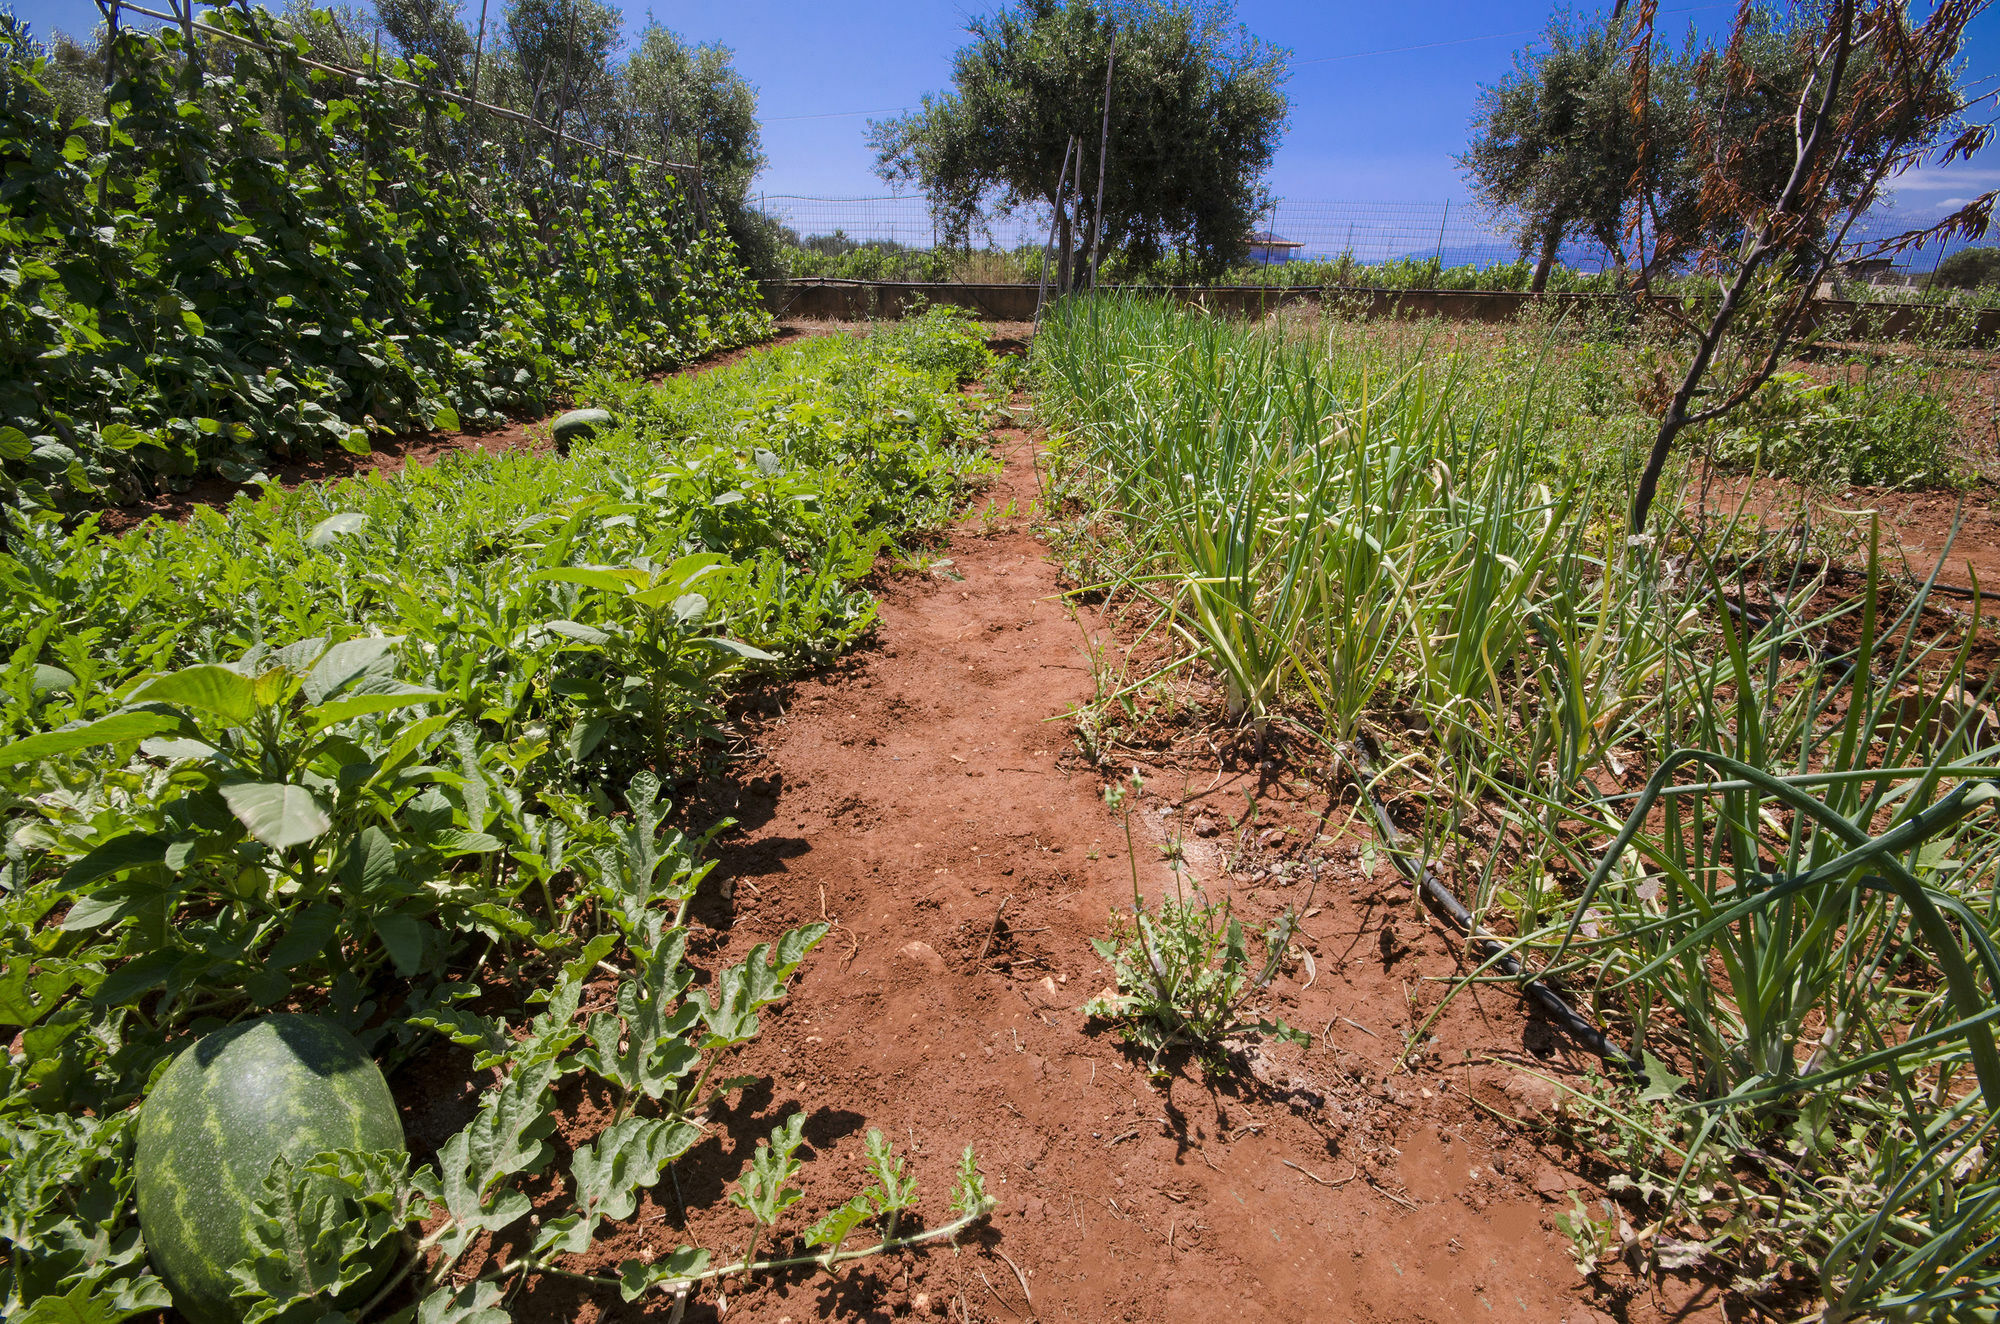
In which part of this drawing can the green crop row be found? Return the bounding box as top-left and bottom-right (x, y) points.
(0, 8), (770, 511)
(0, 308), (998, 1321)
(1034, 294), (2000, 1317)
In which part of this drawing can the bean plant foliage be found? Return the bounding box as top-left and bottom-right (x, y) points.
(0, 6), (770, 510)
(0, 309), (1000, 1321)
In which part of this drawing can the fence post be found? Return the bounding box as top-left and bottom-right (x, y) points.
(1035, 137), (1078, 325)
(1085, 33), (1116, 288)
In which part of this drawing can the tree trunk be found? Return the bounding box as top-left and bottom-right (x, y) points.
(1629, 0), (1857, 532)
(1530, 225), (1560, 293)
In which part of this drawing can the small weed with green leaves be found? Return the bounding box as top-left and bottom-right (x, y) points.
(1084, 772), (1307, 1076)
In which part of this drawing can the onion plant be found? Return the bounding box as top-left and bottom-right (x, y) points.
(1036, 293), (2000, 1315)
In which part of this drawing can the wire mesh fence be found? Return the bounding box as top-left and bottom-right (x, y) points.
(751, 193), (1973, 281)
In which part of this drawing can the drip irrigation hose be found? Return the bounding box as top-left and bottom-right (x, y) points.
(1346, 736), (1642, 1074)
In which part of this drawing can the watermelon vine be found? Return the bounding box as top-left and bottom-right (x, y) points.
(0, 312), (1004, 1322)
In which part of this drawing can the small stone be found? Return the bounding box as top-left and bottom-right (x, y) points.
(1506, 1073), (1560, 1120)
(898, 940), (946, 974)
(1533, 1166), (1579, 1197)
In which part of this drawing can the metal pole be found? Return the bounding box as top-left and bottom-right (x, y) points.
(1086, 33), (1117, 289)
(96, 0), (124, 205)
(1035, 136), (1078, 324)
(1432, 198), (1449, 270)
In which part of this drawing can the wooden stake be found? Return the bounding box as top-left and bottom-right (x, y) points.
(1086, 33), (1117, 288)
(1033, 138), (1077, 325)
(978, 893), (1013, 962)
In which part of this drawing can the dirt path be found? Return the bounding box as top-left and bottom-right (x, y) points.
(662, 419), (1665, 1323)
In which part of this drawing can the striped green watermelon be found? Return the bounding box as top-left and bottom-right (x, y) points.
(133, 1014), (406, 1324)
(550, 407), (613, 455)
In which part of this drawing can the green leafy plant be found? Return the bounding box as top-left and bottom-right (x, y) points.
(0, 319), (1001, 1320)
(1704, 369), (1966, 490)
(1084, 772), (1305, 1074)
(0, 9), (771, 510)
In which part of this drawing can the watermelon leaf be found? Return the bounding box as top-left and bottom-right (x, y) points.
(616, 1246), (710, 1303)
(804, 1193), (875, 1262)
(532, 1116), (700, 1257)
(2, 1112), (164, 1323)
(695, 923), (829, 1049)
(229, 1149), (412, 1324)
(574, 931), (699, 1103)
(406, 989), (512, 1072)
(12, 1275), (173, 1324)
(466, 1058), (560, 1196)
(419, 1060), (557, 1265)
(415, 1280), (511, 1324)
(726, 1112), (808, 1228)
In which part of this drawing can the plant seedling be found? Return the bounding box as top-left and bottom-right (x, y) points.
(1086, 771), (1306, 1075)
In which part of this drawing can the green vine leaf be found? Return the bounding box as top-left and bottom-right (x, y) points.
(413, 1280), (510, 1324)
(616, 1247), (710, 1303)
(227, 1149), (412, 1324)
(695, 923), (829, 1049)
(727, 1112), (810, 1230)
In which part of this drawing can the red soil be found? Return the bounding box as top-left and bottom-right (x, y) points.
(473, 415), (1713, 1322)
(1698, 471), (2000, 592)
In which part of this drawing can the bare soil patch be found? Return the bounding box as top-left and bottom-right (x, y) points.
(493, 414), (1714, 1322)
(1696, 471), (2000, 592)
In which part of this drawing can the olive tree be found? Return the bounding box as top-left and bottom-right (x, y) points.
(1458, 6), (1666, 291)
(868, 0), (1289, 280)
(1461, 4), (1922, 292)
(616, 25), (761, 199)
(1933, 244), (2000, 289)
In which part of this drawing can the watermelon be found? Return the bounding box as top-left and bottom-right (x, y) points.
(134, 1014), (406, 1324)
(552, 408), (612, 460)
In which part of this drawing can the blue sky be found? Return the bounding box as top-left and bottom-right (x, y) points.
(12, 0), (1998, 223)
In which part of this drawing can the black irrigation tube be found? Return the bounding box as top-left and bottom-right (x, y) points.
(1346, 736), (1643, 1074)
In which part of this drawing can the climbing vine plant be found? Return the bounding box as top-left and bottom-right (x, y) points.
(0, 5), (770, 509)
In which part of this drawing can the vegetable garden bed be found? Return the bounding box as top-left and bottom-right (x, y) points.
(11, 294), (2000, 1324)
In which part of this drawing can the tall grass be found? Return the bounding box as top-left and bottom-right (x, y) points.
(1033, 293), (2000, 1315)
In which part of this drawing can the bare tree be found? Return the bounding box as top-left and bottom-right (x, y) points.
(1625, 0), (1996, 532)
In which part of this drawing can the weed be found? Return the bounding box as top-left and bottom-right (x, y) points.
(1084, 772), (1306, 1076)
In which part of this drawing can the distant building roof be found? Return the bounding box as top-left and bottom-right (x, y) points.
(1247, 231), (1304, 249)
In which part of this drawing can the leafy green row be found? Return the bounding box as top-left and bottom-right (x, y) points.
(0, 310), (997, 1320)
(0, 7), (770, 509)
